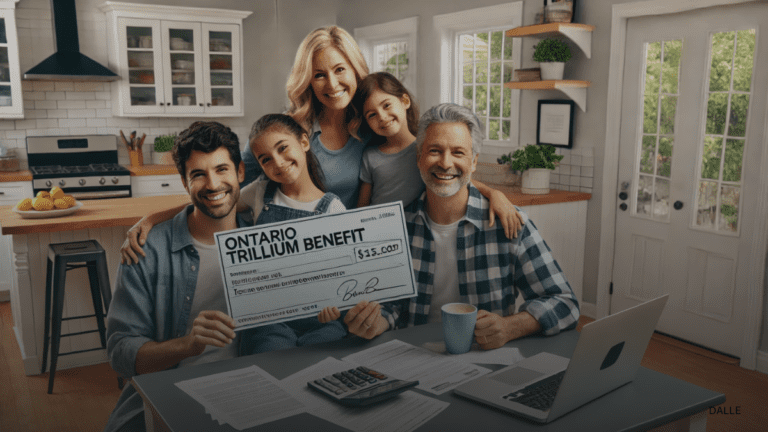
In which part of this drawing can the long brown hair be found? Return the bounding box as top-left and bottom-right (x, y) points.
(248, 114), (326, 192)
(285, 26), (368, 137)
(353, 72), (419, 145)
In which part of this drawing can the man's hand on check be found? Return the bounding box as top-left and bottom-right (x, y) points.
(186, 310), (236, 357)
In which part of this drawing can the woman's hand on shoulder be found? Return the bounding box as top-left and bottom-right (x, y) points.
(488, 190), (523, 239)
(120, 216), (155, 265)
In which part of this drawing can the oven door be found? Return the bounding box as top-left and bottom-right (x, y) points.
(32, 184), (132, 200)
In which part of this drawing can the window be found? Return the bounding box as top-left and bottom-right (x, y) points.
(695, 29), (755, 233)
(355, 17), (418, 95)
(434, 2), (522, 148)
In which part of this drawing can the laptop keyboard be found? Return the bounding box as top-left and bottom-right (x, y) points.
(503, 371), (566, 411)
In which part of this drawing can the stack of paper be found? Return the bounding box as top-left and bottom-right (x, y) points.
(175, 365), (306, 430)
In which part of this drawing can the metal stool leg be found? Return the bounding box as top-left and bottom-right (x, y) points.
(48, 257), (68, 394)
(41, 258), (53, 375)
(86, 262), (107, 348)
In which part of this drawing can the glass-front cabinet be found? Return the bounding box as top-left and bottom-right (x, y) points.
(101, 2), (250, 117)
(0, 1), (23, 119)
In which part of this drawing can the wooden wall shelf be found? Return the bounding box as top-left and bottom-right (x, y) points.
(505, 80), (590, 111)
(506, 23), (595, 58)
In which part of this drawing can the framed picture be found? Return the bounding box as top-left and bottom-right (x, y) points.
(537, 99), (575, 148)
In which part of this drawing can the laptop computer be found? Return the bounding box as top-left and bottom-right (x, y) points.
(454, 294), (669, 423)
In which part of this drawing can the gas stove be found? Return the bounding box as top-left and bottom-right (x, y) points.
(27, 135), (132, 199)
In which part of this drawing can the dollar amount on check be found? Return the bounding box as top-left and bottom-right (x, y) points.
(214, 202), (417, 329)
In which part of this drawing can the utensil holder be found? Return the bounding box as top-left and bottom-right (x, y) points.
(129, 149), (143, 167)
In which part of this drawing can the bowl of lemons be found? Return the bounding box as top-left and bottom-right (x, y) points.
(13, 187), (83, 219)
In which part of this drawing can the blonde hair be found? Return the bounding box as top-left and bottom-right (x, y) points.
(286, 26), (369, 136)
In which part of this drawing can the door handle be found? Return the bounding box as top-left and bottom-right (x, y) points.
(674, 201), (684, 210)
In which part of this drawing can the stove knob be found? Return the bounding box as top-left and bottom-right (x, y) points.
(46, 180), (52, 187)
(79, 179), (86, 186)
(59, 180), (66, 187)
(99, 178), (106, 185)
(112, 177), (119, 184)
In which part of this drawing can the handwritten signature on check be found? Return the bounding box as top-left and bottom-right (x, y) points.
(337, 277), (400, 301)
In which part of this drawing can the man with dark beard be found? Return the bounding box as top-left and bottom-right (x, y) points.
(104, 121), (257, 432)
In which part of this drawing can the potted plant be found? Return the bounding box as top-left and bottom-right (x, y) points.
(152, 133), (176, 165)
(533, 37), (572, 80)
(498, 144), (564, 194)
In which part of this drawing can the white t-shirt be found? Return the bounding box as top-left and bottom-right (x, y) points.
(178, 237), (239, 367)
(425, 213), (462, 323)
(240, 177), (346, 217)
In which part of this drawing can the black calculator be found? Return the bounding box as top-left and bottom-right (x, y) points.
(307, 366), (419, 406)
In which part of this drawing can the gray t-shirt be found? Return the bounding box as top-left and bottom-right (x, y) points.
(359, 141), (425, 206)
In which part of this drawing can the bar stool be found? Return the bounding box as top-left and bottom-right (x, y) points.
(41, 240), (113, 394)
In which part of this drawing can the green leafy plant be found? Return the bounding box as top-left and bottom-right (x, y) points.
(498, 144), (564, 171)
(154, 133), (176, 153)
(533, 38), (572, 63)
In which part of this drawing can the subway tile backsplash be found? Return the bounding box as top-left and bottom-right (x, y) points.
(475, 147), (594, 195)
(0, 80), (251, 170)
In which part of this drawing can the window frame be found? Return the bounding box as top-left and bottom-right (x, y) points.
(354, 17), (419, 96)
(434, 2), (523, 148)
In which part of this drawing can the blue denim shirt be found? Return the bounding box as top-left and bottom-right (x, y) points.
(104, 206), (254, 432)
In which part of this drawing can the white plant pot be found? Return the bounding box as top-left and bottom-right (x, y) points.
(152, 151), (174, 165)
(539, 62), (565, 80)
(521, 168), (551, 195)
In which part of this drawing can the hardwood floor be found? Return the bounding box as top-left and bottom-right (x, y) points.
(2, 304), (766, 431)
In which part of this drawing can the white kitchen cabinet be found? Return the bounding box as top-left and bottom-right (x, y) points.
(0, 1), (23, 119)
(0, 181), (32, 302)
(100, 2), (250, 117)
(132, 174), (186, 197)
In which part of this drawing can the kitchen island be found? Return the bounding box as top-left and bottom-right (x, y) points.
(0, 195), (190, 375)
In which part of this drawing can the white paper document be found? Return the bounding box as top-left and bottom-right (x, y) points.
(214, 202), (417, 330)
(175, 365), (306, 430)
(342, 340), (491, 395)
(281, 357), (449, 432)
(420, 341), (525, 365)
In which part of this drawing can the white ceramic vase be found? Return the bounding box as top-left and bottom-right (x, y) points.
(521, 168), (551, 195)
(539, 62), (565, 80)
(152, 151), (174, 165)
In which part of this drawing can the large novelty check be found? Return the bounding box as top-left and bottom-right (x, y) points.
(215, 202), (417, 329)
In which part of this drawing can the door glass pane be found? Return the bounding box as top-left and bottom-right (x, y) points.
(695, 29), (756, 233)
(211, 88), (233, 107)
(733, 30), (755, 92)
(728, 94), (749, 137)
(635, 39), (682, 221)
(700, 136), (722, 180)
(705, 93), (727, 135)
(209, 31), (232, 53)
(723, 139), (744, 182)
(209, 29), (233, 107)
(708, 31), (734, 92)
(126, 26), (157, 107)
(661, 40), (681, 94)
(696, 180), (717, 228)
(640, 136), (656, 174)
(636, 175), (653, 215)
(654, 178), (670, 218)
(719, 185), (739, 232)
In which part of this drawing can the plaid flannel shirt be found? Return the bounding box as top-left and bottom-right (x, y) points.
(383, 183), (579, 336)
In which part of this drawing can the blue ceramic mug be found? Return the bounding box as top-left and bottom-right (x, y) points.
(441, 303), (478, 354)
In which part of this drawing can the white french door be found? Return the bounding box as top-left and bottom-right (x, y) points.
(611, 2), (768, 358)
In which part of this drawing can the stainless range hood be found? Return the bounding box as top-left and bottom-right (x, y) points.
(24, 0), (118, 82)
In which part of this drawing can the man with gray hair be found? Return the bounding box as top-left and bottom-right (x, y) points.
(390, 103), (580, 349)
